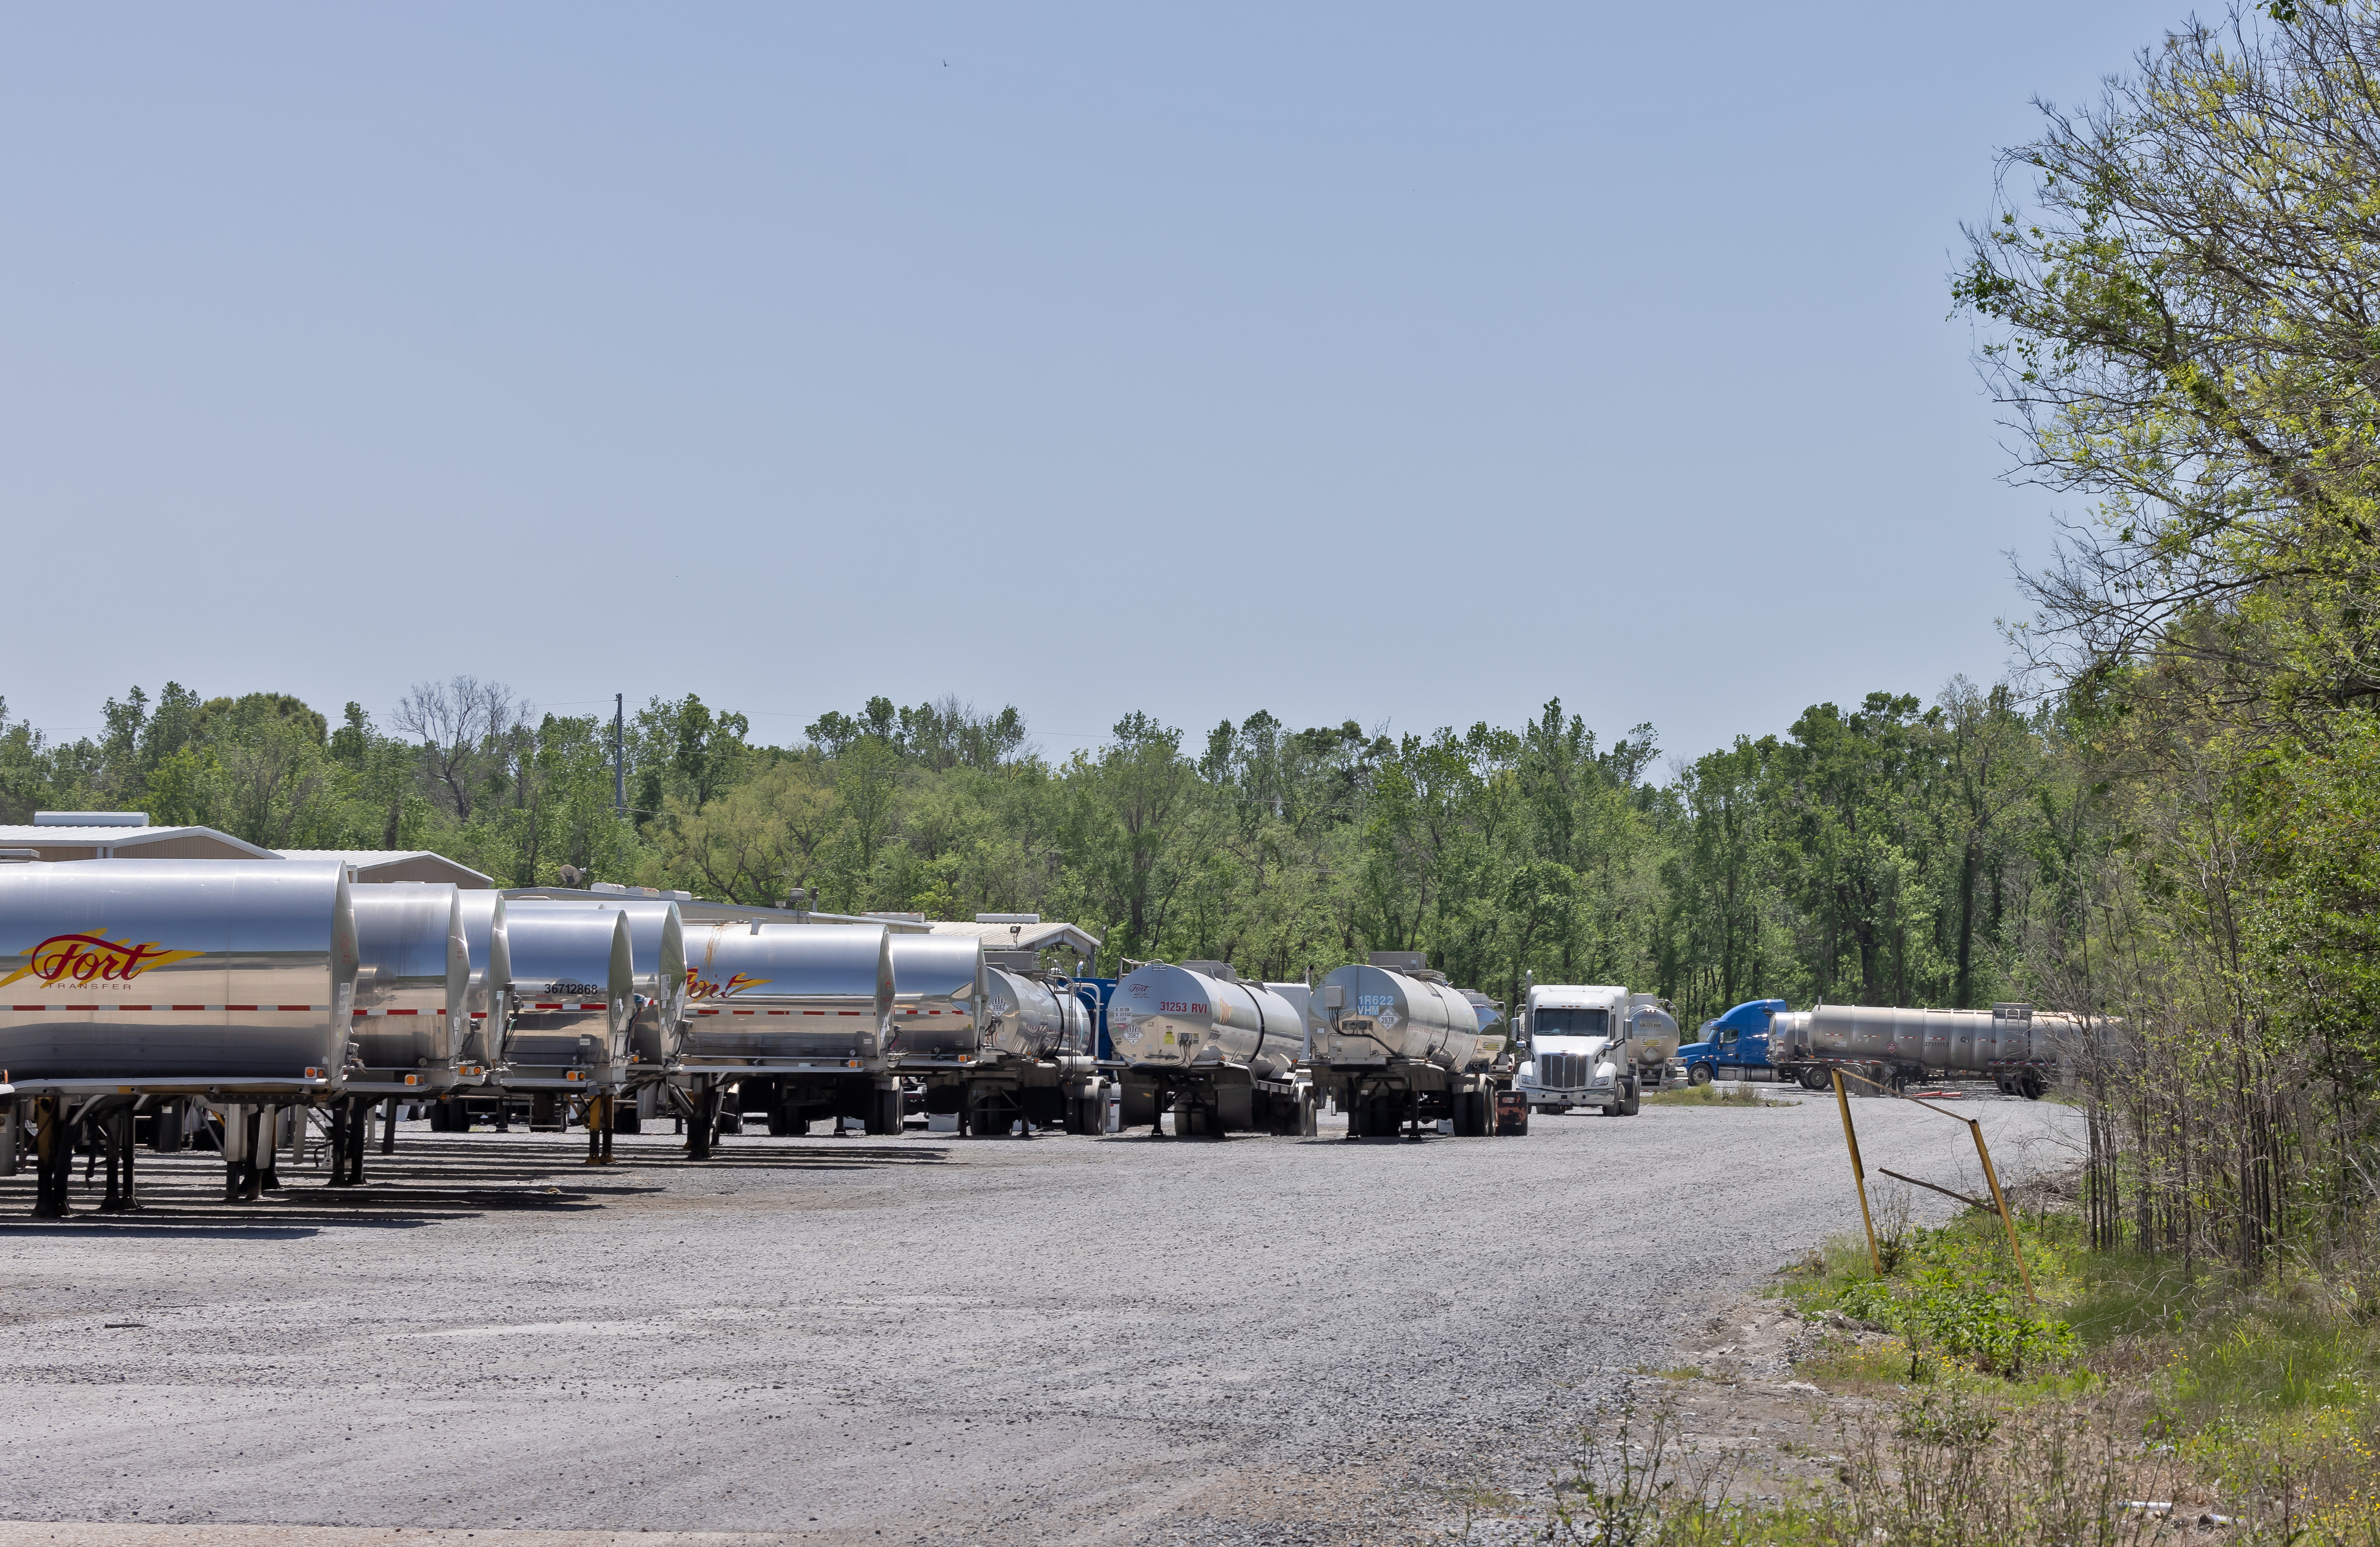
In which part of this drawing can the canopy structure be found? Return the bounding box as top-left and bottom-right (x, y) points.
(928, 917), (1101, 961)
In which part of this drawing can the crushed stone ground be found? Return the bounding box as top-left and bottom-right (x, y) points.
(0, 1085), (2082, 1544)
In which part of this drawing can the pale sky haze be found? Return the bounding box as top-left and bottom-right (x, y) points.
(0, 2), (2190, 763)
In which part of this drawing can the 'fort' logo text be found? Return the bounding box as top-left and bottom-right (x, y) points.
(0, 932), (205, 989)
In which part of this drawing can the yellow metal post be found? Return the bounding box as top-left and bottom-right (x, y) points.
(1968, 1119), (2035, 1305)
(1831, 1068), (1882, 1275)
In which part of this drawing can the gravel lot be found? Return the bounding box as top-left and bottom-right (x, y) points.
(0, 1086), (2082, 1545)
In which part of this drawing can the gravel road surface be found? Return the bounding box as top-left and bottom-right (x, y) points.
(0, 1088), (2082, 1545)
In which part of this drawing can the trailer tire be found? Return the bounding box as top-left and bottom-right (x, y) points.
(1619, 1078), (1641, 1117)
(1687, 1063), (1712, 1086)
(2020, 1072), (2046, 1101)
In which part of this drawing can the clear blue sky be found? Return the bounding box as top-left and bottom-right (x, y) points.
(1, 2), (2187, 766)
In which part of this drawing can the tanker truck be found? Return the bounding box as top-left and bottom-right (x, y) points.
(470, 903), (638, 1148)
(1307, 952), (1501, 1139)
(1105, 960), (1316, 1137)
(964, 965), (1106, 1135)
(0, 858), (359, 1213)
(332, 881), (474, 1179)
(676, 917), (900, 1147)
(1764, 1001), (2098, 1098)
(1682, 997), (2107, 1097)
(1512, 984), (1678, 1117)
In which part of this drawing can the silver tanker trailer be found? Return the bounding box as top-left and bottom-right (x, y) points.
(333, 881), (472, 1181)
(480, 904), (636, 1157)
(1308, 953), (1502, 1139)
(1765, 1001), (2109, 1097)
(965, 965), (1105, 1136)
(885, 932), (989, 1130)
(1106, 960), (1316, 1138)
(0, 858), (358, 1214)
(455, 890), (512, 1075)
(677, 917), (899, 1150)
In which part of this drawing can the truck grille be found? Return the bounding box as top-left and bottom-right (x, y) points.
(1538, 1051), (1591, 1089)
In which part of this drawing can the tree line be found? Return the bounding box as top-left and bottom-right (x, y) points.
(2, 672), (2084, 1035)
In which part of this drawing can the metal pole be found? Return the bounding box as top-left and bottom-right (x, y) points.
(1968, 1119), (2037, 1305)
(1831, 1069), (1883, 1275)
(613, 694), (626, 818)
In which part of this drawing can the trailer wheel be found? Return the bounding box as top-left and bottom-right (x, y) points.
(1687, 1064), (1712, 1086)
(2020, 1071), (2046, 1101)
(1618, 1078), (1641, 1117)
(1299, 1089), (1319, 1137)
(869, 1088), (903, 1134)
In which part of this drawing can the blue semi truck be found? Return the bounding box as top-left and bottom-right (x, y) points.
(1673, 998), (1788, 1085)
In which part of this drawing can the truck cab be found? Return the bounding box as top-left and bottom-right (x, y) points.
(1674, 998), (1787, 1085)
(1514, 984), (1639, 1117)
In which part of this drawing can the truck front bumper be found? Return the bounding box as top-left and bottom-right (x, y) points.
(1518, 1082), (1615, 1106)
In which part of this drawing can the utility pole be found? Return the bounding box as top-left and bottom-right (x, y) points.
(613, 693), (626, 818)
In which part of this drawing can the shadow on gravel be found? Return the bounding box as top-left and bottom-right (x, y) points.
(0, 1224), (325, 1239)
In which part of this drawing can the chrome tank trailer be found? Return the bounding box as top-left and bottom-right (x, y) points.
(1767, 1001), (2116, 1095)
(1108, 962), (1302, 1079)
(1772, 1004), (2037, 1077)
(496, 904), (635, 1091)
(455, 891), (511, 1074)
(347, 882), (470, 1094)
(680, 919), (893, 1068)
(982, 967), (1094, 1061)
(885, 934), (985, 1065)
(0, 859), (357, 1093)
(1310, 962), (1482, 1071)
(552, 899), (688, 1075)
(1626, 994), (1681, 1067)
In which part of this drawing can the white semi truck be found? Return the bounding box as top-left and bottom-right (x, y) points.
(1512, 983), (1680, 1117)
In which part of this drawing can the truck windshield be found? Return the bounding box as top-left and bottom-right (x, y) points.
(1533, 1007), (1608, 1036)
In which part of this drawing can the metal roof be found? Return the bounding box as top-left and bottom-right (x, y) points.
(499, 888), (929, 931)
(277, 850), (496, 888)
(0, 824), (277, 858)
(928, 919), (1102, 957)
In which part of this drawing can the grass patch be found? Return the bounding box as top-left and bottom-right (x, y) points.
(1479, 1200), (2380, 1542)
(1643, 1082), (1792, 1108)
(1631, 1363), (1706, 1381)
